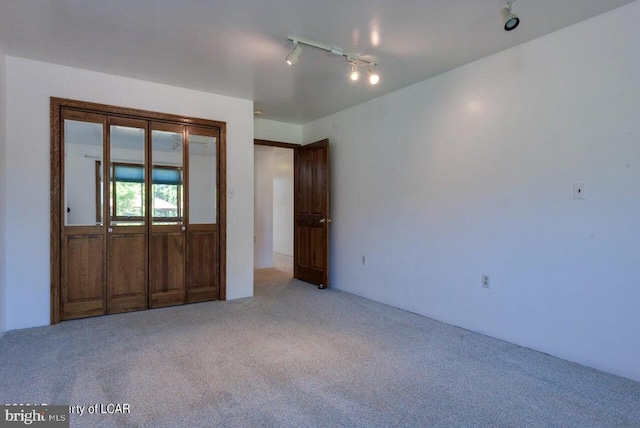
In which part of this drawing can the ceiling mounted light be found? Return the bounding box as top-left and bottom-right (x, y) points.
(350, 63), (360, 81)
(286, 43), (302, 66)
(501, 0), (520, 31)
(367, 68), (380, 85)
(285, 36), (380, 86)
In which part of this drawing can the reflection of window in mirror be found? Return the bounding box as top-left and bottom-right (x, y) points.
(152, 166), (183, 224)
(111, 163), (145, 222)
(95, 161), (183, 223)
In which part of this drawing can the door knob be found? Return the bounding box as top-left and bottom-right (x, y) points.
(107, 228), (113, 233)
(319, 218), (332, 224)
(181, 226), (186, 231)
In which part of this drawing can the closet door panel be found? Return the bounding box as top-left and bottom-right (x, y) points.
(150, 230), (185, 307)
(106, 117), (148, 314)
(107, 231), (147, 313)
(149, 122), (186, 308)
(60, 110), (107, 320)
(187, 227), (219, 302)
(62, 231), (105, 319)
(186, 126), (220, 303)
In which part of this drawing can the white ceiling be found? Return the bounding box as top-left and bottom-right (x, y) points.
(0, 0), (635, 124)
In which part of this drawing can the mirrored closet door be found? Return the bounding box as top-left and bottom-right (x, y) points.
(51, 98), (226, 323)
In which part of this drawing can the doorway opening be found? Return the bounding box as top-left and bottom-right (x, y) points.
(253, 138), (331, 291)
(254, 141), (297, 288)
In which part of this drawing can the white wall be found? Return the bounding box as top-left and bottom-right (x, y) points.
(5, 57), (254, 330)
(273, 149), (294, 256)
(254, 146), (274, 268)
(254, 118), (302, 144)
(0, 43), (6, 338)
(304, 3), (640, 382)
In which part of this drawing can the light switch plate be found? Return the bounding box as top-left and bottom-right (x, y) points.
(573, 183), (584, 199)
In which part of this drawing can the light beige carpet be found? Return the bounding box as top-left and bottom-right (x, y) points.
(1, 263), (639, 427)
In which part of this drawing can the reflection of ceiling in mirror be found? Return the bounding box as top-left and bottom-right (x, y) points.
(152, 130), (182, 153)
(111, 125), (145, 149)
(189, 135), (216, 157)
(64, 120), (102, 146)
(65, 121), (216, 157)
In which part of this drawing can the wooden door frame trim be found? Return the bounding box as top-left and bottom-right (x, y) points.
(50, 97), (227, 324)
(254, 139), (301, 149)
(50, 100), (62, 324)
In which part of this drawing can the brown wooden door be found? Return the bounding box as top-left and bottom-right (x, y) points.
(149, 122), (186, 308)
(106, 117), (148, 314)
(294, 139), (330, 288)
(60, 110), (107, 320)
(185, 126), (221, 302)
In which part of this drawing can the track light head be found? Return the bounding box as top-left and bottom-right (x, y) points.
(367, 68), (380, 85)
(501, 1), (520, 31)
(350, 63), (360, 81)
(286, 44), (303, 66)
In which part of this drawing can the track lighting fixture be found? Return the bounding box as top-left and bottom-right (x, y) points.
(286, 44), (302, 66)
(501, 0), (520, 31)
(286, 36), (380, 85)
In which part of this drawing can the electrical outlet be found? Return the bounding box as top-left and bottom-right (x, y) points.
(482, 275), (490, 288)
(361, 255), (367, 265)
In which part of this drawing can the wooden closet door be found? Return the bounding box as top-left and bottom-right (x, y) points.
(106, 117), (148, 314)
(149, 122), (186, 308)
(60, 110), (107, 320)
(186, 126), (221, 302)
